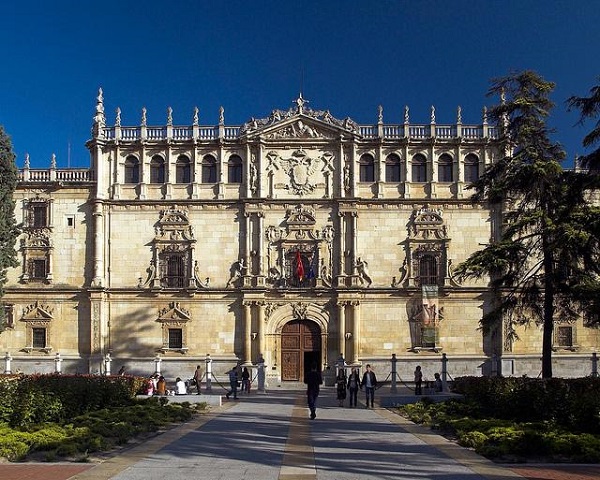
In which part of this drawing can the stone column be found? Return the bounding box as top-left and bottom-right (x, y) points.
(4, 352), (12, 374)
(91, 202), (104, 287)
(243, 302), (252, 365)
(337, 212), (346, 285)
(337, 301), (346, 358)
(54, 353), (62, 374)
(257, 212), (265, 282)
(257, 302), (265, 360)
(351, 301), (360, 364)
(205, 353), (212, 391)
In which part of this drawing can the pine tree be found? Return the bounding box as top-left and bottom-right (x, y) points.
(0, 125), (19, 331)
(455, 71), (600, 378)
(568, 78), (600, 171)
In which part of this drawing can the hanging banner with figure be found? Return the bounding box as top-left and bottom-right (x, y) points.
(421, 285), (439, 348)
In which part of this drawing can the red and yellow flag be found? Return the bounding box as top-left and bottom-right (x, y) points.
(296, 250), (304, 281)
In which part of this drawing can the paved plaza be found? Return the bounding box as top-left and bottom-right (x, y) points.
(1, 388), (599, 480)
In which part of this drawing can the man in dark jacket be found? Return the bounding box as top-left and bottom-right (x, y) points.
(304, 362), (323, 419)
(361, 364), (378, 408)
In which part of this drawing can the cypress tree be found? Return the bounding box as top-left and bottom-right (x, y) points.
(0, 125), (19, 331)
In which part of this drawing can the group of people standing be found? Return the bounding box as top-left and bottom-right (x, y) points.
(308, 363), (444, 419)
(225, 365), (252, 400)
(307, 363), (379, 419)
(413, 365), (443, 395)
(335, 364), (378, 408)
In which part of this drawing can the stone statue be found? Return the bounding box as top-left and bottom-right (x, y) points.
(355, 257), (372, 287)
(226, 258), (247, 288)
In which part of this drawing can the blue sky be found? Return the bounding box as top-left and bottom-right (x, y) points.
(1, 0), (598, 169)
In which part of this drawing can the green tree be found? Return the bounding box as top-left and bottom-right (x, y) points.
(568, 78), (600, 170)
(455, 71), (600, 378)
(566, 78), (600, 322)
(0, 125), (19, 331)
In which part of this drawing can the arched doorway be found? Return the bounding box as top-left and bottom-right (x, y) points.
(281, 319), (321, 381)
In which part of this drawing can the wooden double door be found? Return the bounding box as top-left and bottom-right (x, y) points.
(281, 320), (321, 381)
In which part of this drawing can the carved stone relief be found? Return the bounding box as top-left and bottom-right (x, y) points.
(265, 204), (334, 288)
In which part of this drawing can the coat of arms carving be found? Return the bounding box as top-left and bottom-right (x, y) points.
(267, 149), (323, 196)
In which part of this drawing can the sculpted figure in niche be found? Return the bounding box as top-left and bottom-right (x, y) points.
(139, 259), (157, 288)
(355, 257), (372, 287)
(226, 258), (247, 288)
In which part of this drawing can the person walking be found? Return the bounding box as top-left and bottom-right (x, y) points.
(241, 366), (251, 394)
(304, 362), (322, 419)
(361, 364), (377, 408)
(414, 365), (423, 395)
(192, 365), (202, 395)
(226, 366), (239, 400)
(335, 368), (347, 407)
(347, 367), (360, 408)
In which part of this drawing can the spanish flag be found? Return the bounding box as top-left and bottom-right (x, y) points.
(296, 250), (304, 281)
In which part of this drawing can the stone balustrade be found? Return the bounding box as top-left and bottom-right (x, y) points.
(18, 168), (93, 183)
(100, 122), (497, 142)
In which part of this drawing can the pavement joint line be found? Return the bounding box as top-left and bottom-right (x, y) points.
(377, 407), (527, 480)
(68, 402), (235, 480)
(279, 396), (317, 480)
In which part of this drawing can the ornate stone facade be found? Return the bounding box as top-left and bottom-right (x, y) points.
(2, 92), (598, 381)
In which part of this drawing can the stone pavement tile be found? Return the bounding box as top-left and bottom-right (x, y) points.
(1, 391), (600, 480)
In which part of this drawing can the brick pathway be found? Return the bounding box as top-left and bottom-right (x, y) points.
(509, 465), (600, 480)
(0, 463), (93, 480)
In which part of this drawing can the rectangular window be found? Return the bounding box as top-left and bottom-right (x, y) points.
(202, 165), (217, 183)
(31, 259), (47, 279)
(32, 327), (47, 348)
(412, 163), (427, 182)
(556, 326), (573, 347)
(176, 165), (191, 183)
(168, 328), (183, 349)
(125, 165), (139, 184)
(438, 164), (453, 182)
(228, 164), (242, 183)
(32, 204), (48, 227)
(164, 255), (185, 288)
(150, 166), (165, 184)
(464, 164), (479, 183)
(359, 163), (375, 182)
(385, 163), (401, 182)
(419, 255), (438, 286)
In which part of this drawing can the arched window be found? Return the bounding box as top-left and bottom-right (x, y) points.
(438, 153), (453, 182)
(175, 155), (191, 184)
(150, 155), (165, 184)
(228, 155), (243, 184)
(419, 255), (438, 286)
(202, 155), (217, 183)
(411, 154), (427, 182)
(464, 153), (480, 183)
(385, 154), (402, 182)
(359, 154), (375, 182)
(124, 155), (140, 184)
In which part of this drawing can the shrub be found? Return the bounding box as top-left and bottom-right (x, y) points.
(451, 376), (600, 433)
